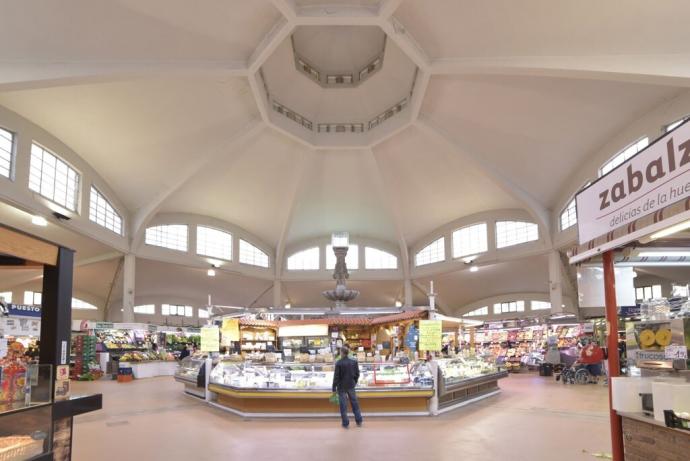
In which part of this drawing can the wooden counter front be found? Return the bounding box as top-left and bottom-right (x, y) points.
(209, 384), (433, 415)
(621, 415), (690, 461)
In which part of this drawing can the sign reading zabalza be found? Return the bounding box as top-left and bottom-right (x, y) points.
(577, 120), (690, 244)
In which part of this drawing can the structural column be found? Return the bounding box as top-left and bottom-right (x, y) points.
(273, 279), (282, 308)
(404, 278), (413, 307)
(548, 250), (564, 313)
(603, 251), (624, 461)
(121, 253), (136, 323)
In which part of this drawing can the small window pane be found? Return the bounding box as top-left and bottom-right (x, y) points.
(599, 137), (649, 177)
(0, 291), (12, 304)
(326, 244), (358, 270)
(134, 304), (155, 314)
(666, 117), (688, 132)
(364, 247), (397, 270)
(531, 301), (551, 310)
(287, 247), (320, 270)
(145, 225), (188, 252)
(415, 237), (445, 266)
(72, 298), (98, 310)
(89, 187), (123, 235)
(652, 285), (662, 299)
(0, 127), (14, 179)
(560, 199), (577, 231)
(185, 306), (193, 317)
(198, 308), (210, 319)
(463, 306), (488, 317)
(29, 143), (80, 211)
(635, 287), (644, 300)
(452, 223), (488, 258)
(196, 226), (232, 261)
(496, 221), (539, 249)
(239, 239), (269, 268)
(643, 286), (652, 300)
(23, 291), (41, 305)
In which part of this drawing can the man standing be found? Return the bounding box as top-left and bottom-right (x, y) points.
(332, 345), (363, 428)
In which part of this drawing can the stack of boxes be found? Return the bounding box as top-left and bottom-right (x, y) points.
(71, 335), (97, 379)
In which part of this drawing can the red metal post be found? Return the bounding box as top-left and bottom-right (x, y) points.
(602, 250), (624, 461)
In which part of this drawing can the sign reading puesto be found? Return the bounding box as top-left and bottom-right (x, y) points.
(577, 121), (690, 244)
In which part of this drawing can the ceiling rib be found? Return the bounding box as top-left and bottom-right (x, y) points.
(415, 116), (553, 247)
(130, 120), (265, 250)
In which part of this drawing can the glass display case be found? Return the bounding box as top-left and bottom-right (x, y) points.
(209, 360), (434, 391)
(436, 356), (508, 404)
(174, 357), (206, 398)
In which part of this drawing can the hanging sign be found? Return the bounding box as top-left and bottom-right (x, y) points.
(221, 319), (240, 343)
(7, 304), (41, 318)
(418, 320), (442, 351)
(576, 120), (690, 244)
(200, 326), (220, 352)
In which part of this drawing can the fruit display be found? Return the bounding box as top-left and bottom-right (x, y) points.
(96, 329), (142, 351)
(119, 351), (175, 362)
(71, 334), (97, 380)
(0, 342), (28, 403)
(635, 323), (673, 350)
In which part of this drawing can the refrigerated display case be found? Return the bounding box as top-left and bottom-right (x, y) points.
(174, 357), (207, 398)
(208, 360), (434, 416)
(436, 356), (508, 408)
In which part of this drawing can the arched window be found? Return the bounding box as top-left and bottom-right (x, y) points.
(134, 304), (155, 314)
(599, 137), (648, 177)
(239, 239), (269, 268)
(364, 247), (397, 269)
(326, 244), (358, 270)
(196, 226), (232, 261)
(415, 237), (445, 267)
(287, 247), (320, 270)
(72, 298), (98, 310)
(89, 187), (123, 235)
(452, 223), (488, 258)
(29, 143), (80, 211)
(531, 301), (551, 311)
(0, 127), (14, 179)
(560, 199), (577, 231)
(495, 221), (538, 248)
(665, 116), (688, 133)
(493, 300), (524, 314)
(145, 224), (188, 252)
(462, 306), (488, 317)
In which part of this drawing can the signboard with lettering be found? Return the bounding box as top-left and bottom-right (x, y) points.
(577, 120), (690, 244)
(665, 344), (688, 360)
(7, 304), (41, 318)
(418, 320), (442, 351)
(200, 326), (220, 352)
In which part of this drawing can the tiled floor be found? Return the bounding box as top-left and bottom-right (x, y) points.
(71, 373), (612, 461)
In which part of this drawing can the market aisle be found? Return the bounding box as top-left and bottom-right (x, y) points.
(71, 374), (611, 461)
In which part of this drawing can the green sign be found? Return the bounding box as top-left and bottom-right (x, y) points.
(94, 322), (114, 330)
(418, 320), (442, 351)
(200, 326), (220, 352)
(147, 324), (158, 333)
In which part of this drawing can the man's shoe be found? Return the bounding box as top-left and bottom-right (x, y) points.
(356, 422), (363, 427)
(342, 424), (349, 429)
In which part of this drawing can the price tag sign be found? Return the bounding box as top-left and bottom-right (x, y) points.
(419, 320), (442, 351)
(664, 344), (688, 360)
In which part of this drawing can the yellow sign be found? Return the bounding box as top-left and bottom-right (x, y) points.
(419, 320), (442, 351)
(200, 326), (220, 352)
(221, 318), (240, 343)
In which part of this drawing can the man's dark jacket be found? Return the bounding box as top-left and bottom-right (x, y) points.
(332, 356), (360, 392)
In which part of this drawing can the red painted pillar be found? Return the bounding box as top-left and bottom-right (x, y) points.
(602, 250), (624, 461)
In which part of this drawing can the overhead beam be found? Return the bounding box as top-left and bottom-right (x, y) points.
(270, 0), (297, 21)
(248, 18), (294, 73)
(415, 117), (553, 246)
(379, 17), (430, 72)
(130, 120), (265, 249)
(0, 226), (58, 266)
(431, 54), (690, 87)
(0, 60), (247, 92)
(378, 0), (404, 19)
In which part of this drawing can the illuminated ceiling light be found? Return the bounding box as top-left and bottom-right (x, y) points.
(31, 216), (47, 226)
(207, 269), (216, 277)
(395, 301), (402, 308)
(469, 265), (479, 272)
(638, 251), (690, 257)
(650, 219), (690, 240)
(284, 303), (291, 309)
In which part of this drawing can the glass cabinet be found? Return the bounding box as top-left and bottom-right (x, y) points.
(437, 356), (505, 392)
(174, 357), (205, 384)
(209, 360), (434, 391)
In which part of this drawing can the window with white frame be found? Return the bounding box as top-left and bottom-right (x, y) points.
(239, 239), (269, 268)
(493, 301), (525, 314)
(415, 237), (445, 266)
(89, 186), (123, 235)
(0, 127), (14, 179)
(196, 226), (232, 261)
(162, 304), (193, 317)
(0, 292), (12, 304)
(198, 308), (210, 319)
(560, 199), (577, 231)
(636, 285), (662, 301)
(463, 306), (488, 317)
(72, 298), (98, 310)
(145, 224), (188, 252)
(665, 116), (689, 133)
(287, 247), (320, 270)
(364, 247), (397, 269)
(326, 244), (358, 270)
(23, 291), (41, 306)
(134, 304), (155, 315)
(495, 221), (539, 249)
(599, 137), (649, 177)
(29, 143), (80, 211)
(452, 223), (488, 259)
(531, 301), (551, 311)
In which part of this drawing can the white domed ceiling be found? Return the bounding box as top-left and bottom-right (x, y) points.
(1, 0), (689, 313)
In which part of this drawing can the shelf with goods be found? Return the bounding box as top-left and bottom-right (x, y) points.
(70, 335), (103, 381)
(240, 326), (277, 353)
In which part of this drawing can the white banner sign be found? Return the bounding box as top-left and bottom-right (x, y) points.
(576, 121), (690, 244)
